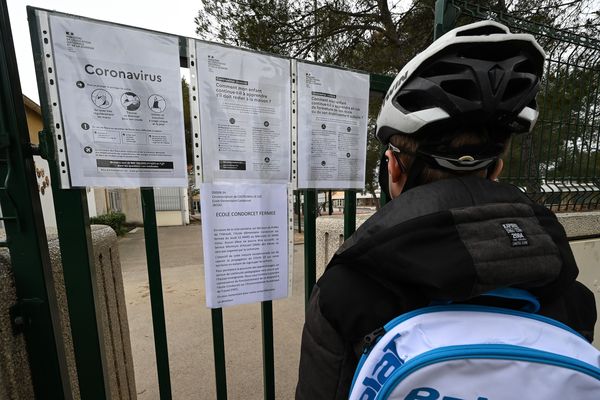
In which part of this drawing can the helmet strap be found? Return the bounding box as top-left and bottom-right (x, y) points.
(378, 149), (391, 201)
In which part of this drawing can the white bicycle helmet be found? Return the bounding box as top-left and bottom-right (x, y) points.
(376, 20), (546, 196)
(377, 20), (545, 144)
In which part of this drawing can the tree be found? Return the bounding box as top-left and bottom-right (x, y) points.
(365, 94), (384, 207)
(196, 0), (435, 74)
(195, 0), (600, 202)
(196, 0), (598, 72)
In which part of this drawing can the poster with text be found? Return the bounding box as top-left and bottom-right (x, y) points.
(200, 183), (289, 308)
(195, 42), (291, 183)
(48, 14), (187, 187)
(297, 62), (369, 189)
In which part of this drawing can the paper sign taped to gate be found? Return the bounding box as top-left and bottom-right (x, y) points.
(46, 13), (187, 187)
(200, 183), (290, 308)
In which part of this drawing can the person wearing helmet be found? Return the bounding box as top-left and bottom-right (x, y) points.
(295, 20), (596, 400)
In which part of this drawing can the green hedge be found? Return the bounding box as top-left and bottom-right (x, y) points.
(90, 212), (127, 235)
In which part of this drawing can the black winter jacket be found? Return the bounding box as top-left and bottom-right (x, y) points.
(295, 177), (597, 400)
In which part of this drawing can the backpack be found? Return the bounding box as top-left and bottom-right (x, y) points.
(348, 289), (600, 400)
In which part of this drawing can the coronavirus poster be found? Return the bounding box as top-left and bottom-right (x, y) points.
(194, 42), (291, 184)
(46, 13), (187, 187)
(296, 62), (369, 189)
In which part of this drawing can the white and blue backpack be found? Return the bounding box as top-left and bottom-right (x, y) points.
(349, 289), (600, 400)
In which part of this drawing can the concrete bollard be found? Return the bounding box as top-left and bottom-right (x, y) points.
(0, 225), (136, 399)
(0, 250), (35, 400)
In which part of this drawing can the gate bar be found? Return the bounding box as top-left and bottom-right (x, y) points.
(302, 189), (317, 309)
(343, 190), (357, 239)
(295, 190), (302, 233)
(261, 301), (275, 400)
(141, 187), (172, 399)
(211, 308), (228, 399)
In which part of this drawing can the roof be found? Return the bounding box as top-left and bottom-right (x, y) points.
(22, 95), (41, 115)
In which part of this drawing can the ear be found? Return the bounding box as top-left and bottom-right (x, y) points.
(489, 158), (504, 181)
(385, 149), (407, 198)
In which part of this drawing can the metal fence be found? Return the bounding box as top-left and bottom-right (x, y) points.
(153, 187), (183, 211)
(440, 0), (600, 211)
(2, 1), (600, 400)
(107, 189), (122, 212)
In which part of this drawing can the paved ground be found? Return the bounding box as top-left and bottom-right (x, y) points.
(118, 224), (306, 399)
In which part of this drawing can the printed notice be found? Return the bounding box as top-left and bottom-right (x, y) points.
(195, 42), (291, 183)
(297, 62), (369, 189)
(200, 183), (289, 308)
(48, 14), (187, 187)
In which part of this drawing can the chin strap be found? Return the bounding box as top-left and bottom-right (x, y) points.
(378, 149), (391, 201)
(379, 147), (499, 200)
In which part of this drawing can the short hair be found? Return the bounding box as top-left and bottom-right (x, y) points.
(388, 130), (511, 185)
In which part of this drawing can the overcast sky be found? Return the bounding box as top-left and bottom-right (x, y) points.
(7, 0), (202, 103)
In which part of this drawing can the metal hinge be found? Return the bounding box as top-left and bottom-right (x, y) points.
(38, 129), (54, 161)
(9, 298), (44, 335)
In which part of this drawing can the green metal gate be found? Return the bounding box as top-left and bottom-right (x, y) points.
(2, 0), (599, 399)
(1, 2), (72, 398)
(0, 3), (390, 399)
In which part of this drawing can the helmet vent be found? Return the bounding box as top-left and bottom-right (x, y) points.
(503, 78), (533, 101)
(455, 25), (507, 37)
(515, 59), (536, 74)
(422, 61), (469, 78)
(458, 45), (521, 62)
(440, 80), (479, 101)
(396, 92), (437, 113)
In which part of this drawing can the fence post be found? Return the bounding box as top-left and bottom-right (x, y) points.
(211, 308), (228, 400)
(303, 189), (317, 309)
(261, 301), (275, 400)
(140, 188), (173, 400)
(295, 190), (302, 233)
(343, 190), (356, 239)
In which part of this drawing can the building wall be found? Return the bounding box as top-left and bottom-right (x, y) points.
(156, 211), (184, 226)
(24, 101), (42, 145)
(120, 189), (143, 225)
(94, 189), (109, 216)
